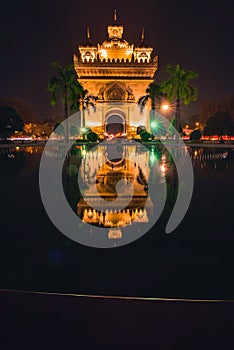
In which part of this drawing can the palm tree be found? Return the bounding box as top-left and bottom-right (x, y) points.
(138, 82), (163, 112)
(48, 62), (83, 142)
(78, 89), (97, 139)
(160, 64), (198, 135)
(138, 83), (164, 133)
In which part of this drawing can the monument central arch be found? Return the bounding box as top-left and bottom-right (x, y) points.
(104, 108), (127, 138)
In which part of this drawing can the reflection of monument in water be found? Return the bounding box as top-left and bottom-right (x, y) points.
(77, 144), (154, 234)
(73, 10), (158, 138)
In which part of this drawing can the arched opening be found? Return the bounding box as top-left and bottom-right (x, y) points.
(105, 141), (125, 168)
(105, 114), (126, 139)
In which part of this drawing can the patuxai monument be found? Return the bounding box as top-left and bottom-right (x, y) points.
(73, 10), (158, 139)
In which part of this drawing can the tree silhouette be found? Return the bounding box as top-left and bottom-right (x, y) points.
(161, 64), (198, 136)
(204, 111), (234, 137)
(48, 62), (83, 142)
(0, 106), (24, 139)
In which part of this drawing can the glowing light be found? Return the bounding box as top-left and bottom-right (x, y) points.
(149, 150), (158, 164)
(161, 104), (169, 111)
(8, 154), (15, 159)
(150, 120), (158, 129)
(81, 127), (88, 134)
(150, 120), (166, 137)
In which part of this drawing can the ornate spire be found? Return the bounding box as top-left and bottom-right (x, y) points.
(114, 9), (117, 21)
(83, 26), (92, 46)
(87, 27), (90, 40)
(141, 28), (145, 41)
(138, 28), (149, 47)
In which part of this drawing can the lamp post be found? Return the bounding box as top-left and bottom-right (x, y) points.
(150, 103), (170, 138)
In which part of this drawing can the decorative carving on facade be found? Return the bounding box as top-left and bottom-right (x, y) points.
(106, 84), (126, 101)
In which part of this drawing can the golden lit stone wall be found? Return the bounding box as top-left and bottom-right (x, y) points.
(83, 102), (149, 132)
(77, 79), (152, 103)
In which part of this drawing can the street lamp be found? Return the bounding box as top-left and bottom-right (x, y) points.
(161, 103), (169, 111)
(149, 102), (171, 135)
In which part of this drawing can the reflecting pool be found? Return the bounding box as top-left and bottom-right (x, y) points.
(0, 143), (233, 299)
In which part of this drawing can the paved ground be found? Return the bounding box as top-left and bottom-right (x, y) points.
(0, 290), (233, 349)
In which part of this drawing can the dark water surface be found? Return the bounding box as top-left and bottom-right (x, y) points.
(0, 144), (233, 299)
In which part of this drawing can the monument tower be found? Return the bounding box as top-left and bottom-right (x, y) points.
(73, 10), (158, 138)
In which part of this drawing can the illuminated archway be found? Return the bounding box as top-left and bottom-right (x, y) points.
(104, 109), (127, 138)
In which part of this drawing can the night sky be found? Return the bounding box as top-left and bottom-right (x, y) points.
(1, 0), (233, 119)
